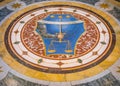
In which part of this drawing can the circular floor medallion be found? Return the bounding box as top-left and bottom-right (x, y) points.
(4, 4), (116, 73)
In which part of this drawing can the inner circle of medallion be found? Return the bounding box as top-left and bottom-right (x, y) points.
(21, 11), (100, 60)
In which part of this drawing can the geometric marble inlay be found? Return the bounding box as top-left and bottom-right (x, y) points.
(0, 0), (120, 84)
(4, 5), (116, 73)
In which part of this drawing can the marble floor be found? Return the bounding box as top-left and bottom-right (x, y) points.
(0, 0), (120, 86)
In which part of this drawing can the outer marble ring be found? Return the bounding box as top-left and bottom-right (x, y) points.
(0, 1), (120, 82)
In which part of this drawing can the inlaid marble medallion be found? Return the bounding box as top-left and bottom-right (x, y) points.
(4, 5), (115, 73)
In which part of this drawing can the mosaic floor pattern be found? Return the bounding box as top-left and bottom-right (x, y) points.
(0, 0), (120, 86)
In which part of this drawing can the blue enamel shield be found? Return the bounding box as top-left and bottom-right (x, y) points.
(36, 14), (85, 55)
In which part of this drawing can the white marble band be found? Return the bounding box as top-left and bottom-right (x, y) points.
(38, 20), (83, 25)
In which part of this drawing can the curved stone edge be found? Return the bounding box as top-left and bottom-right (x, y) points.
(1, 57), (120, 85)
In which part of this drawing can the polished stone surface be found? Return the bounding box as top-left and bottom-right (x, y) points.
(0, 0), (120, 86)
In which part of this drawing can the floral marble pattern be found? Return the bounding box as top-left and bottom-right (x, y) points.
(6, 0), (26, 11)
(95, 0), (114, 11)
